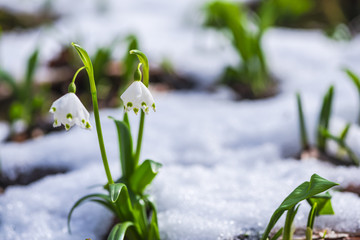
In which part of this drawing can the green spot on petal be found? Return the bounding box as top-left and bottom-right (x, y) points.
(82, 119), (85, 124)
(65, 124), (70, 130)
(86, 122), (91, 129)
(134, 108), (139, 114)
(52, 107), (56, 112)
(141, 102), (147, 107)
(127, 102), (133, 107)
(66, 113), (72, 120)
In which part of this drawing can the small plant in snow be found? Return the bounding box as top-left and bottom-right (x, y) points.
(0, 48), (47, 136)
(203, 1), (275, 99)
(261, 174), (338, 240)
(50, 43), (161, 240)
(297, 86), (359, 166)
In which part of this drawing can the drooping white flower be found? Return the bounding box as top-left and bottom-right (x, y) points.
(49, 93), (92, 130)
(121, 81), (156, 114)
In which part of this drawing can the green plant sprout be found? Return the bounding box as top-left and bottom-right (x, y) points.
(203, 1), (272, 99)
(50, 43), (161, 239)
(261, 174), (338, 240)
(344, 68), (360, 124)
(306, 192), (335, 240)
(296, 86), (359, 166)
(0, 48), (46, 133)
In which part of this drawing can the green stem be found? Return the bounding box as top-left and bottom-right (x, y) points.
(134, 111), (145, 166)
(283, 205), (299, 240)
(72, 43), (114, 185)
(130, 50), (149, 167)
(91, 90), (114, 185)
(72, 66), (86, 83)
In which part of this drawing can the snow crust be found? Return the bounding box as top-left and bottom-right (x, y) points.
(0, 0), (360, 239)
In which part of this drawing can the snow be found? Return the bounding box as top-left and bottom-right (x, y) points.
(0, 0), (360, 239)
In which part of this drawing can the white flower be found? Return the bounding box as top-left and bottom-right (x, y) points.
(49, 93), (92, 130)
(121, 81), (156, 114)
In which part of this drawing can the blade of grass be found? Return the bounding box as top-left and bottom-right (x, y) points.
(317, 86), (334, 152)
(296, 92), (309, 150)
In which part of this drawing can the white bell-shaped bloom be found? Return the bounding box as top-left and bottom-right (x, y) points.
(121, 81), (156, 114)
(49, 93), (92, 130)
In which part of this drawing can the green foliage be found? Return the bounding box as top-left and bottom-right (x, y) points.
(270, 228), (283, 240)
(307, 192), (334, 216)
(121, 35), (139, 93)
(317, 85), (334, 152)
(296, 88), (359, 166)
(203, 1), (270, 98)
(320, 127), (360, 166)
(93, 46), (112, 85)
(110, 115), (135, 179)
(305, 192), (334, 240)
(259, 0), (313, 29)
(296, 92), (309, 150)
(130, 159), (162, 195)
(344, 68), (360, 124)
(0, 48), (44, 127)
(282, 205), (299, 240)
(108, 222), (134, 240)
(261, 174), (338, 240)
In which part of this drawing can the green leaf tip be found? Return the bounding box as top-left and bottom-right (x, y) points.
(109, 183), (128, 203)
(107, 222), (134, 240)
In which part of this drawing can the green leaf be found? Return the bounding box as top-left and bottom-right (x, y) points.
(129, 159), (162, 194)
(344, 68), (360, 124)
(133, 198), (148, 236)
(148, 221), (160, 240)
(109, 183), (134, 221)
(339, 123), (351, 141)
(320, 127), (360, 166)
(121, 35), (139, 91)
(24, 48), (39, 93)
(71, 43), (96, 92)
(270, 228), (283, 240)
(307, 192), (334, 216)
(344, 68), (360, 92)
(146, 197), (160, 240)
(261, 174), (338, 240)
(107, 222), (134, 240)
(317, 86), (334, 152)
(109, 116), (134, 179)
(93, 47), (112, 84)
(129, 49), (149, 87)
(296, 92), (309, 150)
(67, 193), (114, 234)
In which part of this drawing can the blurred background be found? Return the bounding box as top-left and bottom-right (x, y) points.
(1, 1), (360, 239)
(0, 0), (359, 142)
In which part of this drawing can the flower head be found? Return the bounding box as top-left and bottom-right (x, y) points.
(49, 93), (92, 130)
(121, 81), (156, 114)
